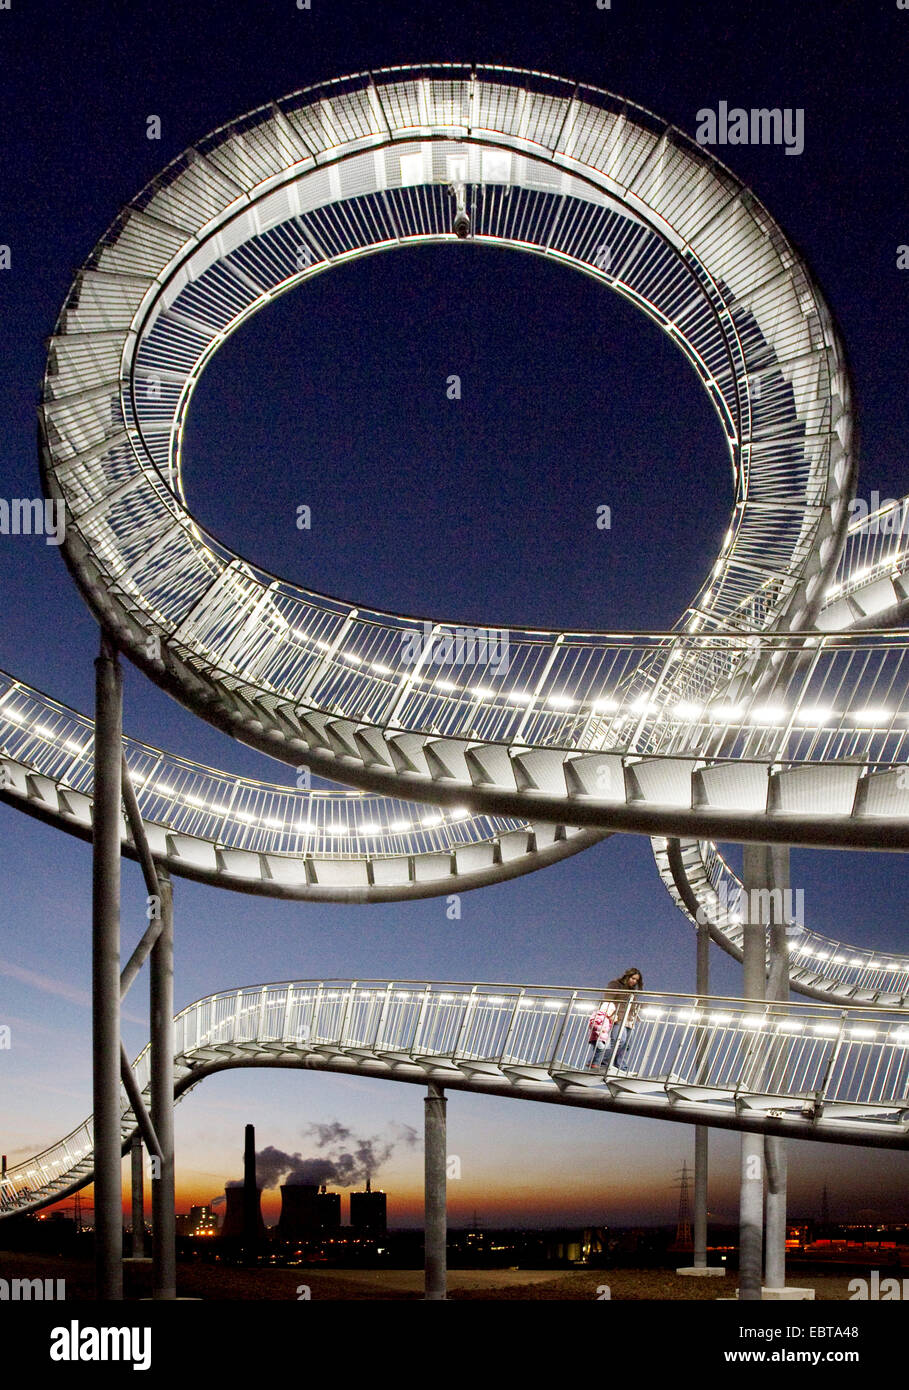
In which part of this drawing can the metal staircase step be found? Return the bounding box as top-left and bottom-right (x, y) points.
(369, 857), (412, 886)
(454, 842), (496, 873)
(386, 733), (431, 777)
(323, 718), (361, 758)
(296, 711), (334, 750)
(424, 738), (472, 781)
(312, 858), (370, 887)
(0, 759), (28, 794)
(855, 769), (909, 818)
(694, 761), (768, 811)
(627, 758), (693, 807)
(58, 788), (93, 824)
(414, 852), (454, 883)
(511, 748), (570, 794)
(465, 744), (517, 790)
(529, 822), (564, 850)
(165, 833), (218, 871)
(26, 773), (61, 810)
(353, 726), (394, 768)
(564, 753), (625, 799)
(850, 576), (898, 618)
(815, 597), (856, 632)
(499, 830), (533, 862)
(271, 702), (306, 740)
(770, 763), (862, 815)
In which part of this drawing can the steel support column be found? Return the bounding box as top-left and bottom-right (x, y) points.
(150, 869), (176, 1299)
(92, 632), (123, 1300)
(764, 1138), (788, 1290)
(765, 844), (791, 1292)
(424, 1082), (447, 1301)
(694, 912), (710, 1268)
(739, 842), (768, 1301)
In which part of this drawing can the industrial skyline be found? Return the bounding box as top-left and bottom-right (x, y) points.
(2, 1), (909, 1318)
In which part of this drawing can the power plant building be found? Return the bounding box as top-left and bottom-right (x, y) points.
(278, 1183), (341, 1239)
(220, 1185), (266, 1240)
(179, 1204), (218, 1238)
(350, 1179), (386, 1233)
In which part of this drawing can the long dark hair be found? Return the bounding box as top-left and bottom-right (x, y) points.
(617, 967), (643, 990)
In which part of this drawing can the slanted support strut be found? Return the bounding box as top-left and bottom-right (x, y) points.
(150, 869), (176, 1299)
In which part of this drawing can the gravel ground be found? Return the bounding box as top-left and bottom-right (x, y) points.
(0, 1251), (864, 1300)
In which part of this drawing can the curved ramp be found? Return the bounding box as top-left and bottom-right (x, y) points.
(653, 496), (909, 1004)
(39, 65), (882, 847)
(4, 977), (909, 1219)
(0, 670), (601, 900)
(1, 70), (907, 1218)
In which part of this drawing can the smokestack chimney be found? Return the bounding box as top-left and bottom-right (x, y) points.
(242, 1124), (260, 1260)
(221, 1126), (266, 1247)
(243, 1125), (256, 1239)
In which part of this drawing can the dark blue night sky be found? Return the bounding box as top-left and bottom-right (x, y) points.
(1, 0), (908, 1227)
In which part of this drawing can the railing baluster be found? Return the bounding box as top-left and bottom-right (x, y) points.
(373, 981), (394, 1050)
(813, 1012), (849, 1114)
(337, 981), (358, 1047)
(451, 985), (478, 1058)
(408, 985), (432, 1053)
(7, 983), (909, 1220)
(547, 991), (577, 1071)
(282, 984), (294, 1041)
(498, 991), (525, 1065)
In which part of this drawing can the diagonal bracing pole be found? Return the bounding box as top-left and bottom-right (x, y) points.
(119, 1044), (163, 1164)
(121, 751), (177, 1296)
(110, 737), (178, 1296)
(150, 868), (176, 1299)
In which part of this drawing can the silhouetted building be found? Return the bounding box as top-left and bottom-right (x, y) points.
(278, 1184), (318, 1239)
(220, 1125), (267, 1246)
(220, 1185), (266, 1240)
(350, 1178), (386, 1232)
(316, 1184), (341, 1231)
(278, 1183), (341, 1239)
(183, 1205), (218, 1237)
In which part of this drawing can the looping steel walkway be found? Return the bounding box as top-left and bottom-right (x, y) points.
(5, 978), (909, 1219)
(5, 67), (908, 1222)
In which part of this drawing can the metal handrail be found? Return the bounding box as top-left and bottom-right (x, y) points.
(4, 980), (908, 1216)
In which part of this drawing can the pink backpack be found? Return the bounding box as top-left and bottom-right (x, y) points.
(588, 1001), (617, 1043)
